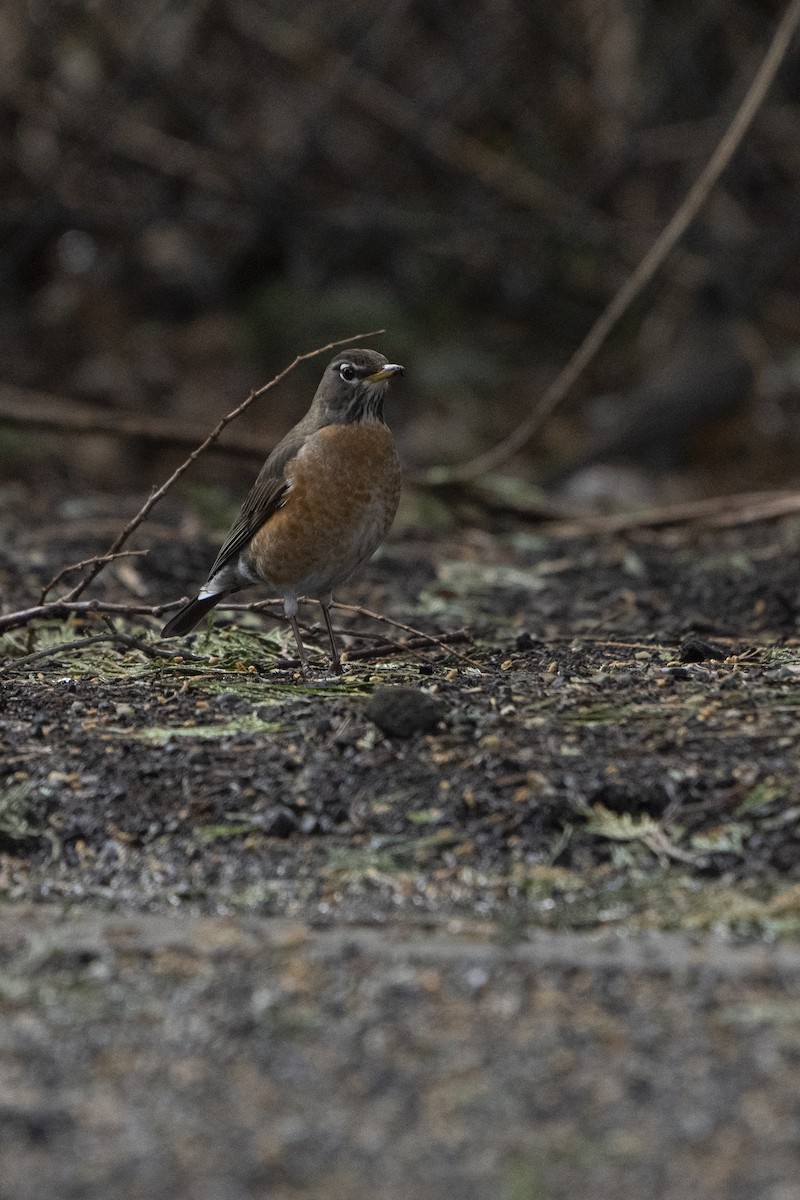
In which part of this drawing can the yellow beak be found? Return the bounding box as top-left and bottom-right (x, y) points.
(365, 364), (404, 382)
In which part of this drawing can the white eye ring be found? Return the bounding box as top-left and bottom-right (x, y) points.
(338, 363), (357, 382)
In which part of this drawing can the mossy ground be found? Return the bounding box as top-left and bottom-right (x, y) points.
(2, 490), (800, 936)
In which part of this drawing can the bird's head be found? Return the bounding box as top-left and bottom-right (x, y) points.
(315, 348), (404, 424)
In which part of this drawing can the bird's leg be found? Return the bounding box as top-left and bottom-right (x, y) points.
(282, 597), (311, 674)
(320, 600), (342, 675)
(287, 614), (310, 674)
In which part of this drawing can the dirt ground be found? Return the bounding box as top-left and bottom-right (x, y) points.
(2, 905), (800, 1200)
(3, 484), (800, 1198)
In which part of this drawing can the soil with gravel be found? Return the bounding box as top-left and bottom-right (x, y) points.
(2, 486), (800, 1199)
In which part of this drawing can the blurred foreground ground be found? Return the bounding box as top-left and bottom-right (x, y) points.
(2, 905), (800, 1200)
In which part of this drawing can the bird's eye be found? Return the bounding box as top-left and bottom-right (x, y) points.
(338, 363), (357, 382)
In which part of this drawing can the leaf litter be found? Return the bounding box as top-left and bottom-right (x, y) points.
(2, 494), (800, 937)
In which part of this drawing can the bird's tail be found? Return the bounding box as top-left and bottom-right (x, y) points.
(161, 592), (223, 638)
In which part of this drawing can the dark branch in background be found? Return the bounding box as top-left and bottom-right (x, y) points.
(415, 0), (800, 486)
(229, 1), (615, 249)
(59, 331), (384, 604)
(0, 383), (270, 461)
(1, 87), (249, 200)
(547, 489), (800, 536)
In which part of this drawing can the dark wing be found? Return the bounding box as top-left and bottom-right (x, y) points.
(206, 424), (309, 580)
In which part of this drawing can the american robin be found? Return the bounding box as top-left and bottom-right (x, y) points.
(161, 348), (404, 673)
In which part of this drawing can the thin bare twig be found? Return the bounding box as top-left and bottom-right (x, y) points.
(273, 629), (471, 671)
(281, 633), (472, 672)
(0, 599), (182, 635)
(210, 596), (480, 669)
(342, 629), (471, 665)
(26, 547), (145, 655)
(0, 632), (206, 674)
(99, 623), (208, 662)
(416, 0), (800, 486)
(59, 331), (384, 605)
(38, 550), (147, 607)
(332, 601), (482, 669)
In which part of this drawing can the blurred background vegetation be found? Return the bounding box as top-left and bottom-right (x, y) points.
(2, 0), (800, 507)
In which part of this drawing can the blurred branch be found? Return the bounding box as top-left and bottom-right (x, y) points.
(0, 382), (270, 461)
(0, 86), (248, 199)
(229, 1), (614, 247)
(546, 489), (800, 536)
(416, 0), (800, 486)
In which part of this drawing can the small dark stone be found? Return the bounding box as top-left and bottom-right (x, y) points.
(589, 781), (671, 817)
(679, 638), (725, 663)
(215, 693), (253, 715)
(515, 631), (537, 651)
(365, 686), (444, 738)
(262, 807), (299, 837)
(668, 665), (694, 680)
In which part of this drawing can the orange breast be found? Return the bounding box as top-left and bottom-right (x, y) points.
(246, 422), (401, 596)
